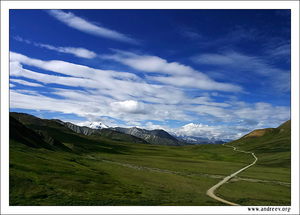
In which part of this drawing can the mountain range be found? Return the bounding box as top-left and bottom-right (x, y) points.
(77, 121), (228, 145)
(175, 135), (227, 145)
(9, 112), (182, 146)
(9, 112), (289, 148)
(111, 127), (185, 146)
(10, 112), (215, 146)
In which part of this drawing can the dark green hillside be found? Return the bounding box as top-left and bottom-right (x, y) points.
(10, 112), (149, 153)
(9, 116), (70, 152)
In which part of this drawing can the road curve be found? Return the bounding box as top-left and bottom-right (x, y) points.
(206, 144), (258, 206)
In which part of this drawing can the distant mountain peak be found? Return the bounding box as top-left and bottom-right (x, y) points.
(111, 127), (185, 146)
(77, 121), (108, 129)
(88, 121), (108, 129)
(174, 134), (226, 145)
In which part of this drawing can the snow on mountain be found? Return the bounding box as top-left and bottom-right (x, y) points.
(111, 127), (184, 146)
(76, 121), (108, 129)
(170, 123), (232, 144)
(174, 134), (226, 145)
(89, 122), (108, 129)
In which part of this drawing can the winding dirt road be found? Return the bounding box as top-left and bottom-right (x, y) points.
(206, 144), (258, 206)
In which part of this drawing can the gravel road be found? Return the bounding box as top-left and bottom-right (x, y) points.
(206, 144), (258, 206)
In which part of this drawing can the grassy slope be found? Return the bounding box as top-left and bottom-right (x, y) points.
(9, 114), (291, 206)
(10, 137), (252, 206)
(217, 120), (291, 205)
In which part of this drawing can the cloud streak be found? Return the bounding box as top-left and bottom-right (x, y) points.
(102, 50), (242, 92)
(192, 51), (291, 92)
(36, 43), (97, 59)
(10, 78), (44, 87)
(13, 36), (97, 59)
(48, 10), (138, 44)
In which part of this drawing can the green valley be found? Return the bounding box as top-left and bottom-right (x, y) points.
(9, 113), (291, 206)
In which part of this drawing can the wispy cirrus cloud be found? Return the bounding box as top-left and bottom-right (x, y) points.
(190, 25), (261, 50)
(192, 51), (291, 92)
(10, 78), (44, 87)
(179, 27), (203, 40)
(13, 36), (97, 59)
(192, 51), (273, 75)
(35, 43), (97, 59)
(264, 41), (291, 64)
(102, 50), (242, 92)
(102, 50), (196, 76)
(13, 36), (31, 44)
(10, 56), (176, 106)
(48, 10), (138, 44)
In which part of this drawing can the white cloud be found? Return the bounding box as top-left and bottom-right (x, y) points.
(110, 100), (149, 114)
(10, 52), (187, 106)
(10, 90), (81, 114)
(10, 52), (96, 78)
(234, 102), (290, 125)
(174, 123), (221, 138)
(48, 10), (138, 44)
(147, 75), (242, 92)
(10, 78), (44, 87)
(10, 53), (189, 122)
(144, 122), (167, 130)
(104, 50), (195, 76)
(172, 123), (251, 140)
(10, 52), (144, 84)
(187, 105), (233, 121)
(10, 61), (98, 89)
(102, 50), (242, 92)
(186, 96), (230, 107)
(126, 121), (142, 126)
(35, 43), (97, 59)
(13, 36), (97, 59)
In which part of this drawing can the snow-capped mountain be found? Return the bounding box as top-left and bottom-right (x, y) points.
(77, 121), (108, 129)
(111, 127), (185, 146)
(174, 134), (228, 145)
(88, 122), (108, 129)
(170, 123), (233, 144)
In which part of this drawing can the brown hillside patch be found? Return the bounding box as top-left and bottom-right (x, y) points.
(243, 128), (274, 138)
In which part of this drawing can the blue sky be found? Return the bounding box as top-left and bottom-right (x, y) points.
(9, 9), (291, 140)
